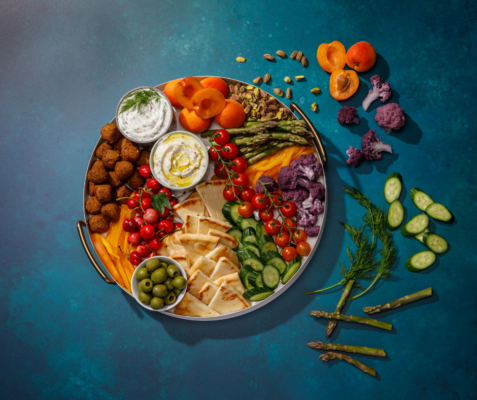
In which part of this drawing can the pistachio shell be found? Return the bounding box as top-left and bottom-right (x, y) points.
(236, 57), (246, 63)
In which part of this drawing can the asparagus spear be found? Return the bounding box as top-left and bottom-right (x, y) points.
(231, 134), (271, 147)
(242, 144), (271, 160)
(201, 124), (269, 137)
(326, 280), (354, 338)
(244, 120), (306, 128)
(247, 142), (312, 165)
(307, 341), (386, 357)
(243, 121), (280, 128)
(363, 287), (433, 315)
(309, 310), (393, 331)
(268, 132), (311, 146)
(318, 352), (377, 377)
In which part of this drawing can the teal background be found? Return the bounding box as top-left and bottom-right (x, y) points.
(1, 0), (476, 398)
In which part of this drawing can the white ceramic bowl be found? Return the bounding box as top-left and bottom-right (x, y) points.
(149, 130), (209, 192)
(131, 256), (187, 312)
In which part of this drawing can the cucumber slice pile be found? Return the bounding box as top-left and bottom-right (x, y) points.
(401, 214), (429, 237)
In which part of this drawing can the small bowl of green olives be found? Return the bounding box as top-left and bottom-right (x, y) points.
(131, 256), (188, 311)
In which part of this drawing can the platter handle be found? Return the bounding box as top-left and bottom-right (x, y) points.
(77, 221), (116, 285)
(289, 102), (328, 168)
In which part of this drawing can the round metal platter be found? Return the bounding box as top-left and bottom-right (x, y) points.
(82, 76), (328, 321)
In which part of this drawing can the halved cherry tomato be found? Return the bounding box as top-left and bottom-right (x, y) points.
(231, 157), (247, 173)
(283, 218), (297, 233)
(233, 172), (249, 189)
(208, 145), (222, 161)
(238, 201), (254, 218)
(293, 229), (307, 243)
(214, 162), (227, 178)
(271, 193), (284, 207)
(223, 186), (240, 201)
(252, 193), (271, 210)
(222, 143), (239, 160)
(282, 246), (298, 262)
(214, 129), (230, 145)
(276, 231), (290, 248)
(259, 209), (274, 222)
(281, 202), (297, 218)
(240, 188), (255, 202)
(296, 241), (311, 257)
(265, 219), (281, 235)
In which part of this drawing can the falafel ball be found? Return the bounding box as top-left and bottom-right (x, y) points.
(120, 139), (140, 163)
(114, 161), (134, 180)
(85, 196), (102, 215)
(95, 142), (112, 160)
(88, 182), (95, 196)
(102, 150), (120, 170)
(89, 215), (110, 233)
(94, 184), (113, 203)
(113, 137), (125, 152)
(135, 149), (151, 166)
(100, 123), (122, 144)
(127, 169), (146, 190)
(115, 185), (132, 204)
(108, 171), (124, 188)
(87, 160), (109, 184)
(101, 203), (121, 222)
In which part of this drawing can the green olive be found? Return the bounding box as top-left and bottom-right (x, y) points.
(164, 278), (175, 291)
(138, 279), (153, 293)
(161, 262), (168, 269)
(152, 284), (168, 298)
(136, 268), (150, 281)
(151, 268), (168, 284)
(146, 258), (161, 272)
(172, 276), (187, 290)
(173, 289), (182, 296)
(167, 265), (180, 278)
(138, 291), (152, 305)
(150, 297), (164, 310)
(164, 292), (177, 305)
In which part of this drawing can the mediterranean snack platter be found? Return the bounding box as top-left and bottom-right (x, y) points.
(78, 76), (328, 321)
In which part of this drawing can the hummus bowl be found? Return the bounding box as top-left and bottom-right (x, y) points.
(149, 130), (209, 191)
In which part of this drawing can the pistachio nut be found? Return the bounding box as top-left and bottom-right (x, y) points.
(296, 51), (303, 61)
(276, 50), (286, 58)
(264, 54), (275, 61)
(236, 57), (246, 63)
(264, 73), (271, 84)
(290, 51), (298, 60)
(295, 75), (305, 81)
(253, 77), (263, 85)
(286, 88), (292, 99)
(284, 76), (292, 84)
(301, 57), (308, 67)
(311, 88), (321, 94)
(273, 88), (284, 97)
(311, 102), (318, 112)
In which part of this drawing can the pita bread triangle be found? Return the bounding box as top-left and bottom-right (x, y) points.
(173, 197), (206, 221)
(208, 229), (238, 249)
(195, 180), (228, 221)
(205, 244), (239, 267)
(198, 216), (231, 235)
(208, 283), (250, 314)
(184, 215), (199, 234)
(174, 292), (219, 317)
(197, 281), (219, 305)
(179, 234), (220, 264)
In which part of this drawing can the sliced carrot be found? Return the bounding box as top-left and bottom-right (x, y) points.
(91, 234), (124, 286)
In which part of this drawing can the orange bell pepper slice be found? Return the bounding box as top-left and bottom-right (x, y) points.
(91, 234), (124, 287)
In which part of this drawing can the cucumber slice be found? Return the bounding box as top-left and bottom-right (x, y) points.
(401, 213), (429, 237)
(248, 271), (264, 288)
(258, 235), (278, 254)
(237, 249), (264, 271)
(387, 200), (404, 231)
(240, 217), (259, 231)
(405, 250), (436, 272)
(425, 203), (454, 224)
(222, 202), (240, 225)
(415, 228), (430, 243)
(238, 242), (260, 258)
(410, 188), (434, 211)
(259, 224), (267, 238)
(227, 228), (242, 244)
(261, 265), (280, 289)
(243, 287), (274, 301)
(243, 271), (255, 290)
(282, 257), (302, 284)
(423, 232), (449, 254)
(384, 173), (403, 203)
(242, 227), (257, 244)
(261, 251), (287, 274)
(239, 265), (254, 285)
(237, 249), (258, 262)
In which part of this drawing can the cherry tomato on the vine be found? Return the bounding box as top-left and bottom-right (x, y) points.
(139, 165), (151, 179)
(231, 157), (247, 173)
(208, 145), (222, 161)
(282, 246), (298, 262)
(275, 231), (291, 248)
(271, 193), (284, 207)
(296, 241), (311, 257)
(214, 162), (227, 178)
(147, 178), (161, 192)
(240, 188), (255, 202)
(158, 187), (172, 200)
(283, 218), (297, 233)
(259, 209), (274, 222)
(251, 193), (271, 210)
(238, 201), (254, 218)
(214, 129), (230, 145)
(265, 219), (281, 235)
(129, 251), (143, 266)
(223, 186), (240, 202)
(281, 202), (297, 218)
(293, 229), (307, 243)
(232, 173), (249, 189)
(222, 143), (239, 160)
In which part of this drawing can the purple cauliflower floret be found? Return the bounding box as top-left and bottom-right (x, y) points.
(309, 199), (325, 215)
(362, 75), (392, 111)
(304, 225), (321, 237)
(362, 130), (393, 161)
(255, 175), (278, 194)
(375, 103), (405, 134)
(346, 146), (365, 167)
(296, 208), (318, 227)
(282, 188), (309, 208)
(290, 153), (323, 182)
(277, 166), (299, 190)
(337, 106), (360, 125)
(306, 182), (325, 200)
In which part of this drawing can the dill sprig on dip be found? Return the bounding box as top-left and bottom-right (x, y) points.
(119, 89), (161, 114)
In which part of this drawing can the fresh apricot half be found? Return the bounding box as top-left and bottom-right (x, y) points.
(317, 41), (346, 73)
(200, 77), (229, 98)
(163, 79), (181, 108)
(346, 42), (376, 72)
(191, 88), (226, 119)
(214, 99), (246, 129)
(173, 77), (204, 109)
(179, 108), (211, 133)
(329, 69), (359, 100)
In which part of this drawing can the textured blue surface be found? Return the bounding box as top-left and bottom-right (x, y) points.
(1, 0), (476, 398)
